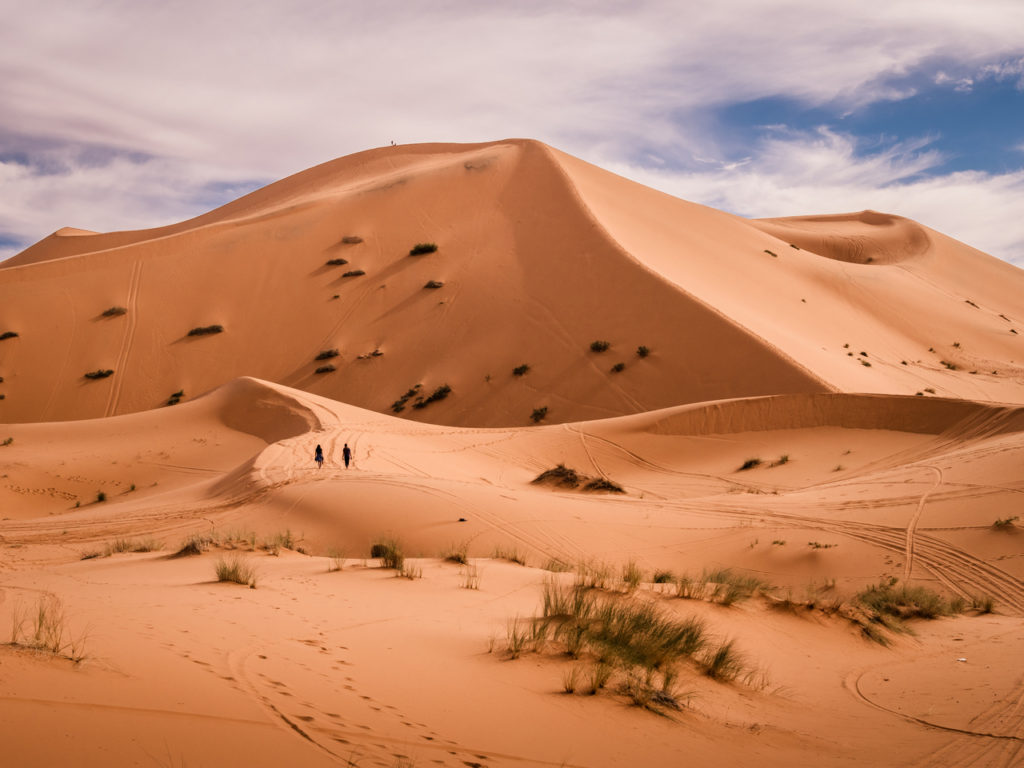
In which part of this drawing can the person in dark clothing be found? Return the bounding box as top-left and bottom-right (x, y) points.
(314, 444), (324, 469)
(342, 443), (352, 469)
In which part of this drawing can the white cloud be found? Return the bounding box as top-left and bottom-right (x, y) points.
(600, 130), (1024, 265)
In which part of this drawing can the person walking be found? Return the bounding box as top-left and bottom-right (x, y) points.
(314, 444), (324, 469)
(342, 443), (352, 469)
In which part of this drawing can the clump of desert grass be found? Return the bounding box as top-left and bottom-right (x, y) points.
(505, 578), (750, 713)
(460, 564), (481, 589)
(83, 537), (163, 559)
(442, 541), (469, 565)
(8, 594), (87, 662)
(492, 545), (527, 566)
(173, 533), (214, 557)
(672, 568), (766, 606)
(532, 465), (625, 494)
(371, 538), (404, 570)
(992, 515), (1019, 530)
(847, 578), (964, 644)
(326, 548), (346, 572)
(215, 555), (258, 588)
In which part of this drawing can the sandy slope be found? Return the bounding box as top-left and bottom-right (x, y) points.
(3, 139), (1022, 428)
(2, 377), (1023, 767)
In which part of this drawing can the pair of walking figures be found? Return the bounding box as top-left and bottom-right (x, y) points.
(315, 443), (351, 469)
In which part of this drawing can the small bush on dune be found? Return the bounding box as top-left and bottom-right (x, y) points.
(993, 516), (1019, 530)
(856, 578), (959, 625)
(84, 370), (114, 380)
(738, 458), (761, 471)
(325, 258), (349, 266)
(442, 542), (469, 565)
(533, 464), (580, 488)
(187, 325), (223, 337)
(493, 545), (527, 566)
(261, 530), (296, 555)
(409, 242), (438, 255)
(315, 364), (336, 374)
(590, 340), (610, 353)
(412, 384), (452, 409)
(215, 555), (258, 587)
(166, 389), (184, 406)
(424, 280), (444, 289)
(2, 437), (13, 447)
(513, 364), (530, 376)
(341, 235), (363, 244)
(652, 570), (674, 584)
(0, 331), (19, 340)
(8, 595), (86, 661)
(460, 564), (480, 589)
(621, 560), (643, 591)
(341, 269), (365, 277)
(371, 538), (404, 570)
(610, 362), (625, 373)
(174, 534), (213, 557)
(530, 406), (548, 423)
(102, 306), (127, 317)
(701, 639), (744, 680)
(636, 345), (650, 358)
(582, 478), (625, 493)
(315, 349), (339, 361)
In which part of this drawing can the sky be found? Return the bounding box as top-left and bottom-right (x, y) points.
(1, 0), (1023, 264)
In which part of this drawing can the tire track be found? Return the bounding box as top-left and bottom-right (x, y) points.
(104, 259), (144, 417)
(905, 466), (943, 581)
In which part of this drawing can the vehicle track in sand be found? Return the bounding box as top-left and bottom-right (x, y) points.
(104, 259), (143, 418)
(904, 465), (943, 581)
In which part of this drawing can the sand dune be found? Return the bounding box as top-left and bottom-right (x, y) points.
(3, 140), (1024, 766)
(3, 140), (1022, 428)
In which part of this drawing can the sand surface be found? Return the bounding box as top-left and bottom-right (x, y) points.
(2, 140), (1024, 767)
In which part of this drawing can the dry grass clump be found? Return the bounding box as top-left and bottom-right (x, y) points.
(590, 340), (610, 353)
(846, 578), (962, 643)
(460, 564), (481, 589)
(84, 369), (114, 380)
(993, 515), (1019, 530)
(327, 548), (345, 572)
(493, 545), (527, 566)
(409, 242), (438, 255)
(325, 258), (349, 266)
(673, 568), (765, 606)
(371, 538), (404, 570)
(532, 464), (580, 488)
(261, 529), (296, 555)
(315, 349), (339, 361)
(412, 384), (452, 409)
(738, 458), (761, 471)
(102, 306), (127, 317)
(442, 541), (469, 565)
(512, 363), (530, 376)
(530, 406), (548, 423)
(582, 478), (625, 493)
(187, 324), (223, 336)
(86, 537), (163, 558)
(8, 595), (87, 661)
(0, 331), (20, 340)
(424, 280), (444, 289)
(174, 533), (214, 557)
(215, 555), (258, 588)
(342, 269), (366, 277)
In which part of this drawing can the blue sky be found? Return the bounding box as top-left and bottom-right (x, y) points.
(1, 0), (1023, 263)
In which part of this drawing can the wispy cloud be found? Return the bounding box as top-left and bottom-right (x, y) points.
(1, 0), (1022, 261)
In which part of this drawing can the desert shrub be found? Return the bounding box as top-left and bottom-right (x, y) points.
(371, 538), (404, 570)
(84, 369), (114, 380)
(971, 595), (996, 614)
(315, 364), (336, 374)
(636, 345), (650, 358)
(409, 242), (438, 255)
(326, 548), (345, 572)
(857, 579), (958, 623)
(341, 235), (363, 244)
(808, 541), (837, 550)
(424, 280), (444, 289)
(993, 516), (1018, 529)
(398, 561), (422, 580)
(460, 564), (480, 589)
(493, 545), (527, 565)
(174, 534), (213, 557)
(102, 306), (127, 317)
(391, 384), (422, 412)
(1, 437), (12, 447)
(590, 340), (610, 353)
(773, 455), (790, 466)
(738, 458), (761, 471)
(316, 349), (339, 361)
(412, 384), (451, 409)
(442, 542), (469, 564)
(530, 406), (548, 423)
(652, 570), (673, 584)
(215, 556), (257, 587)
(763, 249), (778, 258)
(544, 558), (572, 573)
(610, 362), (625, 373)
(532, 464), (580, 488)
(166, 390), (184, 406)
(700, 639), (744, 680)
(95, 491), (106, 503)
(703, 568), (764, 605)
(582, 478), (624, 493)
(621, 561), (643, 591)
(513, 364), (530, 376)
(941, 360), (957, 370)
(261, 530), (295, 555)
(325, 258), (349, 266)
(187, 325), (223, 336)
(0, 331), (19, 340)
(9, 594), (86, 661)
(341, 270), (365, 277)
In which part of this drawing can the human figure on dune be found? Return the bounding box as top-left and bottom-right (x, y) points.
(315, 444), (324, 469)
(343, 443), (352, 469)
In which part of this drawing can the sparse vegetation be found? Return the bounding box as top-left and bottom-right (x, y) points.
(84, 369), (114, 380)
(493, 545), (527, 565)
(993, 515), (1019, 529)
(261, 530), (296, 555)
(530, 406), (548, 423)
(533, 464), (580, 488)
(8, 594), (86, 661)
(621, 561), (644, 591)
(391, 384), (422, 413)
(764, 249), (778, 258)
(582, 478), (625, 493)
(371, 538), (404, 570)
(409, 243), (438, 255)
(1, 437), (11, 447)
(166, 389), (184, 406)
(442, 542), (469, 565)
(325, 258), (349, 266)
(738, 458), (761, 471)
(341, 235), (363, 244)
(411, 384), (451, 409)
(327, 548), (345, 572)
(856, 578), (959, 626)
(941, 360), (958, 370)
(808, 541), (837, 550)
(95, 491), (106, 503)
(316, 349), (340, 361)
(423, 280), (444, 289)
(701, 639), (744, 680)
(590, 340), (610, 353)
(341, 269), (365, 277)
(610, 362), (625, 373)
(315, 364), (336, 374)
(174, 533), (213, 557)
(460, 564), (480, 589)
(652, 570), (674, 584)
(215, 556), (258, 588)
(636, 345), (650, 358)
(398, 561), (422, 580)
(102, 306), (127, 317)
(513, 364), (530, 376)
(187, 325), (224, 336)
(0, 331), (19, 340)
(771, 455), (789, 467)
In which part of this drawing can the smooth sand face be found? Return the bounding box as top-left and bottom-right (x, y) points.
(2, 141), (1024, 767)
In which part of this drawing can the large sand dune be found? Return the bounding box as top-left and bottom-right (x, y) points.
(2, 141), (1024, 766)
